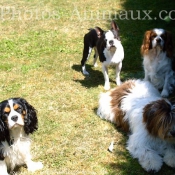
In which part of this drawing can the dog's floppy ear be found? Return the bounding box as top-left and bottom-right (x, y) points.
(111, 20), (120, 40)
(164, 31), (174, 58)
(95, 27), (104, 38)
(0, 120), (9, 142)
(141, 30), (152, 56)
(19, 98), (38, 135)
(143, 99), (173, 138)
(0, 101), (10, 146)
(0, 101), (11, 159)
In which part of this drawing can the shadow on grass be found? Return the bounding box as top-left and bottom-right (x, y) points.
(72, 63), (145, 89)
(105, 157), (175, 175)
(72, 64), (118, 88)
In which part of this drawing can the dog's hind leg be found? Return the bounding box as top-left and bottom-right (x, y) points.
(116, 62), (122, 86)
(81, 46), (92, 75)
(93, 47), (98, 67)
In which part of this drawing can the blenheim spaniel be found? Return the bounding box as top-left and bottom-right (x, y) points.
(141, 28), (174, 97)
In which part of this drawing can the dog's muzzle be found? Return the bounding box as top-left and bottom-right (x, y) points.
(109, 40), (116, 51)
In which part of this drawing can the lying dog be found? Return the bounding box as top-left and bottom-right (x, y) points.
(141, 28), (175, 97)
(0, 98), (43, 175)
(97, 79), (175, 173)
(81, 21), (124, 90)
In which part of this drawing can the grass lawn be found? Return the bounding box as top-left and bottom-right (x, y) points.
(0, 0), (175, 174)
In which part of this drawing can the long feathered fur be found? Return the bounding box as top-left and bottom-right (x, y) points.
(0, 98), (43, 174)
(97, 79), (175, 173)
(141, 28), (175, 97)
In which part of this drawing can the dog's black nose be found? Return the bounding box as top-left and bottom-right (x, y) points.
(156, 38), (161, 43)
(109, 40), (114, 45)
(11, 115), (18, 122)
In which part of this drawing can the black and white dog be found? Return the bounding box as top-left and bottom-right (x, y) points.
(81, 21), (124, 90)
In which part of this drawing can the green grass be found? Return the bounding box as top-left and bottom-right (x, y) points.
(0, 0), (175, 174)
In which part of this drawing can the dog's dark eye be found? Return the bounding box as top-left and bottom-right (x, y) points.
(151, 34), (157, 39)
(3, 112), (9, 116)
(161, 34), (165, 40)
(2, 112), (9, 120)
(16, 107), (23, 113)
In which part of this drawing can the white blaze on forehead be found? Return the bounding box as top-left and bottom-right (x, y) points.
(105, 30), (115, 40)
(8, 99), (20, 111)
(8, 99), (14, 110)
(153, 28), (165, 35)
(7, 99), (24, 128)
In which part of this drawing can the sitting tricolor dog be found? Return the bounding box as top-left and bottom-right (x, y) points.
(0, 98), (43, 175)
(81, 21), (124, 90)
(97, 79), (175, 173)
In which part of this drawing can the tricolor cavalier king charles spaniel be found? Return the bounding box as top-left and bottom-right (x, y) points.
(0, 98), (43, 175)
(97, 79), (175, 173)
(141, 28), (175, 97)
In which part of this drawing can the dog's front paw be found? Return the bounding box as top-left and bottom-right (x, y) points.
(116, 76), (122, 86)
(27, 161), (43, 172)
(138, 152), (162, 173)
(2, 172), (8, 175)
(161, 89), (169, 98)
(104, 83), (110, 90)
(116, 80), (122, 86)
(3, 173), (8, 175)
(82, 70), (89, 75)
(82, 66), (89, 75)
(93, 62), (98, 67)
(164, 148), (175, 168)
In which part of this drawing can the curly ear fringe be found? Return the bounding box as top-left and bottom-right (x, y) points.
(19, 98), (38, 135)
(0, 120), (10, 143)
(141, 30), (152, 56)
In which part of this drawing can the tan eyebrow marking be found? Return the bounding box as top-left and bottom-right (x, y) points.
(4, 107), (10, 113)
(13, 104), (19, 110)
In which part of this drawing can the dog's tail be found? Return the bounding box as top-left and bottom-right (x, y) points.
(88, 27), (104, 38)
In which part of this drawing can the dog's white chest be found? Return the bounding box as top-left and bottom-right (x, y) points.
(143, 51), (174, 94)
(3, 139), (31, 170)
(103, 43), (124, 65)
(144, 52), (171, 76)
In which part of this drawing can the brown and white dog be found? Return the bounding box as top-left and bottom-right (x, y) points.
(141, 28), (175, 97)
(81, 21), (124, 90)
(97, 79), (175, 173)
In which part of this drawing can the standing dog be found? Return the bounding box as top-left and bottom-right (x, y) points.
(0, 98), (43, 175)
(141, 28), (175, 97)
(97, 79), (175, 173)
(81, 21), (124, 90)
